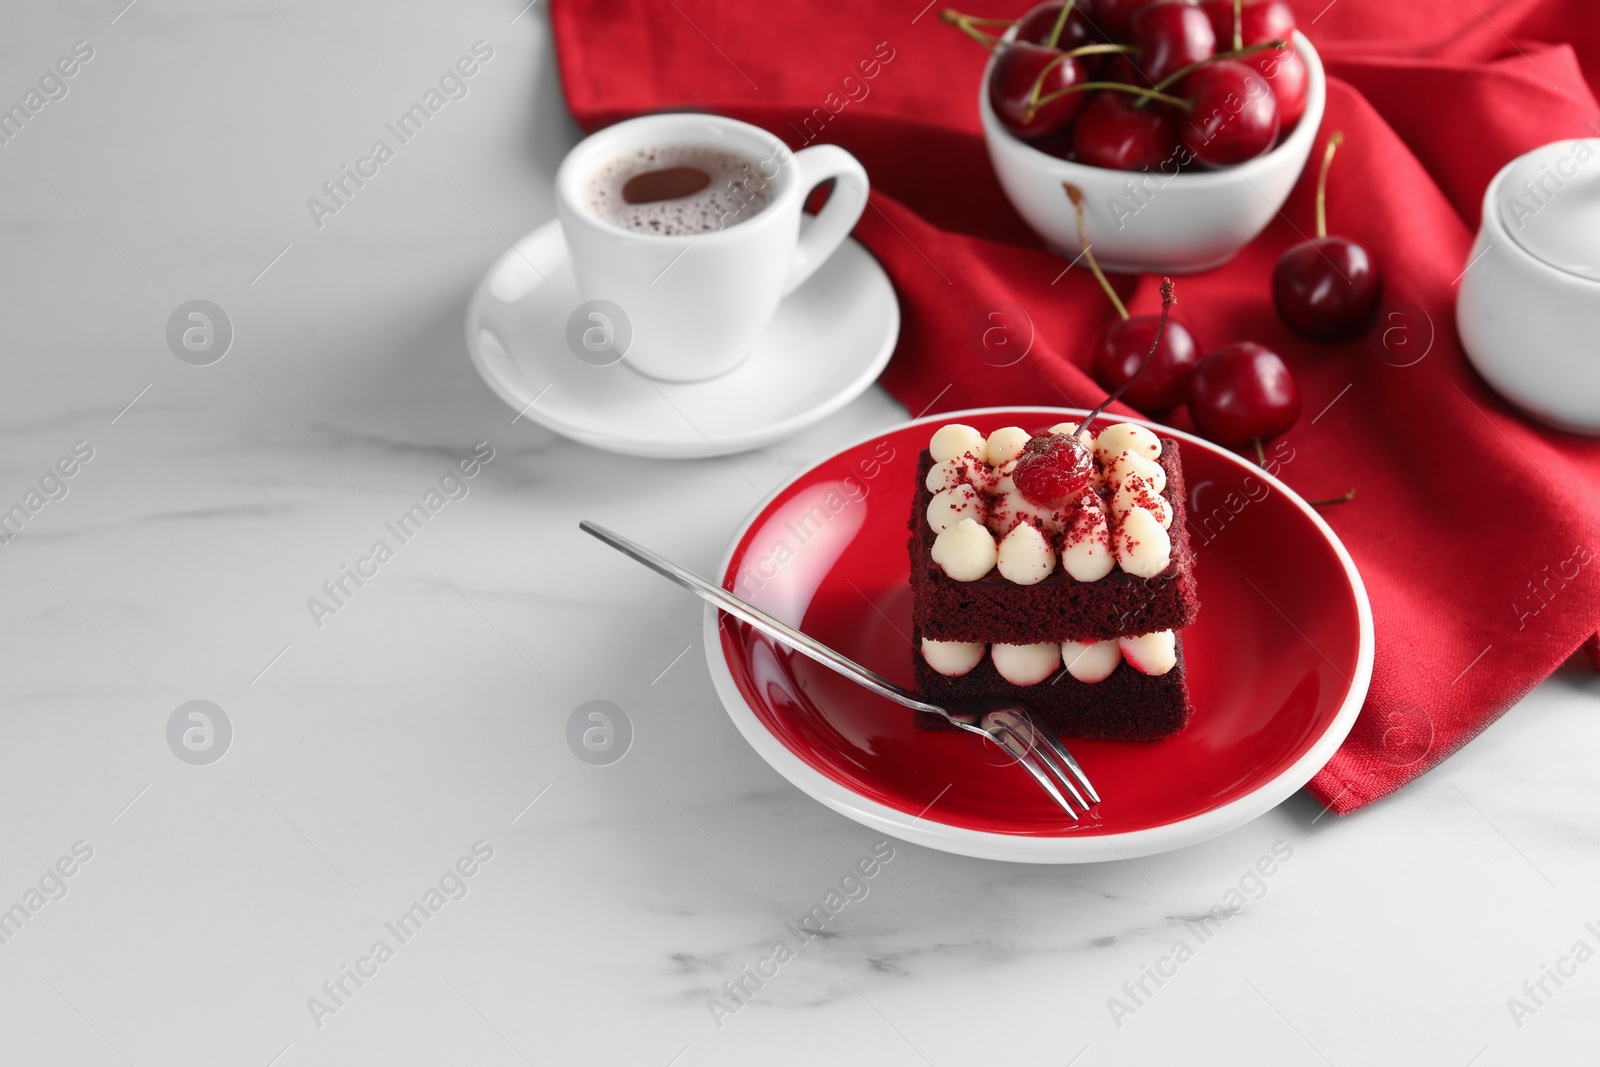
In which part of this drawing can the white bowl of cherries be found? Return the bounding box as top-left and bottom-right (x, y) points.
(951, 0), (1326, 273)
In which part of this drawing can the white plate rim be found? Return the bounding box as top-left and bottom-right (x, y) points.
(702, 406), (1375, 863)
(464, 220), (900, 458)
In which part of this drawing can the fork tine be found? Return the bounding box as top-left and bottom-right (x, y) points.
(1036, 730), (1100, 806)
(996, 718), (1091, 812)
(1025, 731), (1093, 811)
(985, 723), (1088, 825)
(991, 721), (1081, 820)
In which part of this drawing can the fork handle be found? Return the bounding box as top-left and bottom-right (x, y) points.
(579, 520), (945, 717)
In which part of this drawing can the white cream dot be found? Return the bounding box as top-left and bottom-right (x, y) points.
(1116, 506), (1171, 577)
(926, 484), (984, 534)
(992, 641), (1061, 686)
(1062, 497), (1114, 582)
(1061, 639), (1121, 683)
(921, 638), (985, 677)
(984, 426), (1031, 467)
(1112, 472), (1172, 530)
(1119, 631), (1176, 675)
(1093, 422), (1161, 466)
(930, 424), (986, 464)
(930, 518), (997, 581)
(1107, 449), (1166, 495)
(996, 522), (1055, 585)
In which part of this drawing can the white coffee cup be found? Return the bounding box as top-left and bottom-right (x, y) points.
(1457, 138), (1600, 434)
(556, 113), (869, 383)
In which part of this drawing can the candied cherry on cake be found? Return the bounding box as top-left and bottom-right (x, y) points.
(1187, 341), (1301, 446)
(1022, 273), (1183, 506)
(1179, 59), (1280, 167)
(1012, 432), (1096, 507)
(1129, 0), (1216, 85)
(1272, 131), (1382, 341)
(1065, 185), (1200, 411)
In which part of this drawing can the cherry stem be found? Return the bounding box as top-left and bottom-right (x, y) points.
(1149, 38), (1287, 94)
(1316, 130), (1344, 239)
(1065, 183), (1129, 320)
(1026, 51), (1074, 114)
(948, 12), (1019, 26)
(1034, 80), (1192, 114)
(1251, 438), (1354, 504)
(1080, 277), (1176, 436)
(1070, 43), (1136, 58)
(940, 9), (1004, 50)
(1044, 0), (1076, 50)
(1232, 0), (1244, 53)
(1023, 43), (1133, 115)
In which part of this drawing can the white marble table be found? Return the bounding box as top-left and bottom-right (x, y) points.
(1, 3), (1597, 1064)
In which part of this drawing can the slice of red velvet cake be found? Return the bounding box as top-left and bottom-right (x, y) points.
(908, 419), (1199, 741)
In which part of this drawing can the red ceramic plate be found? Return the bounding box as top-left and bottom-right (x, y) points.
(704, 408), (1373, 862)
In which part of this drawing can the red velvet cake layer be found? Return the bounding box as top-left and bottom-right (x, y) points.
(911, 632), (1192, 741)
(909, 440), (1200, 645)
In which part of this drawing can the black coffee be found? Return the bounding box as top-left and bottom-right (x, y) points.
(585, 145), (774, 236)
(622, 166), (711, 204)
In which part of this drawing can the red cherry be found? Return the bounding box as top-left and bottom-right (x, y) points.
(1092, 314), (1201, 412)
(1272, 236), (1381, 341)
(1180, 59), (1280, 167)
(1188, 342), (1300, 445)
(1272, 132), (1381, 341)
(1100, 53), (1155, 88)
(989, 43), (1090, 140)
(1092, 0), (1163, 41)
(1245, 41), (1308, 130)
(1198, 0), (1295, 46)
(1130, 1), (1216, 85)
(1015, 1), (1104, 54)
(1012, 433), (1094, 506)
(1071, 90), (1180, 169)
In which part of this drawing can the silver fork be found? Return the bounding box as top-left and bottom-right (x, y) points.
(580, 520), (1101, 822)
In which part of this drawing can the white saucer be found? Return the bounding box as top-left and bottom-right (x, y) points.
(465, 219), (899, 458)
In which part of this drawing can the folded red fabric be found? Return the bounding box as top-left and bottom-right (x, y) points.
(551, 0), (1600, 813)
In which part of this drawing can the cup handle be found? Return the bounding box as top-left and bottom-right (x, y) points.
(781, 145), (869, 296)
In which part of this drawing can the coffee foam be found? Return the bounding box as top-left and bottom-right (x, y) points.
(584, 145), (776, 236)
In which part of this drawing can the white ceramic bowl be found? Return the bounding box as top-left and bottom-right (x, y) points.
(979, 32), (1326, 274)
(1457, 139), (1600, 435)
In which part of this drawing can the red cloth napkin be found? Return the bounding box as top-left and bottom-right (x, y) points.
(551, 0), (1600, 813)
